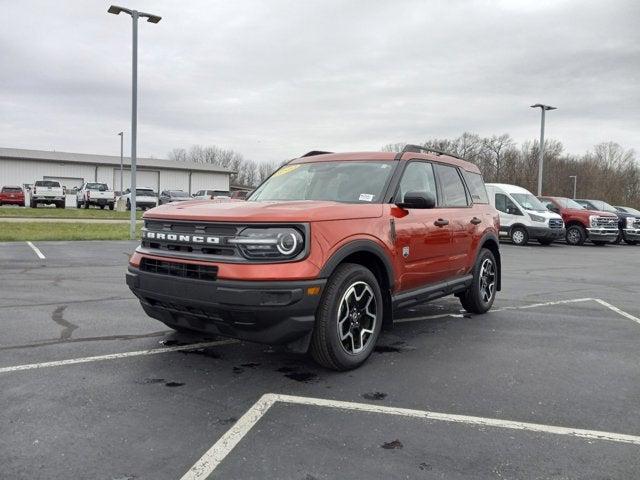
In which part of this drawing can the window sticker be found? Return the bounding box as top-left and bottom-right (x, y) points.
(272, 164), (301, 177)
(359, 193), (374, 202)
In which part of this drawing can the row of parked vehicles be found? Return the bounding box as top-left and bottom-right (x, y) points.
(486, 183), (640, 246)
(0, 182), (249, 210)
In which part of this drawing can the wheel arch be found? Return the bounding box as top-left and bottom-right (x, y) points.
(319, 240), (395, 329)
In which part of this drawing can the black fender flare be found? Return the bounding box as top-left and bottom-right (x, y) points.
(508, 223), (529, 236)
(319, 239), (395, 291)
(478, 231), (502, 291)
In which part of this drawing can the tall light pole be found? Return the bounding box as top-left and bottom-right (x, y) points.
(569, 175), (577, 199)
(108, 5), (161, 239)
(530, 103), (557, 196)
(117, 131), (124, 195)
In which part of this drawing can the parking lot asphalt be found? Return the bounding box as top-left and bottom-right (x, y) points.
(1, 240), (639, 479)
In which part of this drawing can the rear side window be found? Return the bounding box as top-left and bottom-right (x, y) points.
(35, 181), (60, 187)
(435, 164), (469, 207)
(462, 171), (489, 204)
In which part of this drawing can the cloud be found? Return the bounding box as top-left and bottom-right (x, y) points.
(0, 0), (638, 161)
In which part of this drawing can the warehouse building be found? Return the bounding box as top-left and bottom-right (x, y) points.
(0, 147), (232, 194)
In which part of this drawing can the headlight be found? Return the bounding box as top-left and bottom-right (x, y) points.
(589, 215), (597, 227)
(228, 227), (305, 259)
(529, 214), (545, 223)
(627, 217), (635, 228)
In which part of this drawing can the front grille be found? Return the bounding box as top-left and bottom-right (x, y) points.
(592, 216), (618, 228)
(633, 219), (640, 229)
(549, 218), (563, 229)
(141, 220), (240, 258)
(140, 257), (218, 281)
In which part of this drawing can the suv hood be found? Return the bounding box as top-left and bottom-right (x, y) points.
(564, 208), (617, 217)
(144, 200), (384, 222)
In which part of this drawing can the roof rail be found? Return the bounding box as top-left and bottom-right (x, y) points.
(301, 150), (333, 157)
(400, 144), (463, 160)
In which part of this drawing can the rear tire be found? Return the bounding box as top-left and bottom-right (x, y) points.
(310, 263), (383, 371)
(30, 200), (37, 208)
(459, 248), (497, 314)
(565, 225), (586, 246)
(108, 203), (114, 210)
(84, 201), (89, 209)
(510, 227), (528, 246)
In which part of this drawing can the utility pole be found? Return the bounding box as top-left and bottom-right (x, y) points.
(118, 131), (124, 195)
(530, 103), (557, 196)
(569, 175), (577, 199)
(108, 5), (161, 239)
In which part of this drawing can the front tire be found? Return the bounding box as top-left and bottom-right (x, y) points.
(459, 248), (497, 314)
(510, 226), (528, 246)
(310, 263), (383, 371)
(566, 225), (586, 246)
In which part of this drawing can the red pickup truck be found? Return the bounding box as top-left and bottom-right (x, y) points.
(539, 196), (619, 245)
(0, 186), (25, 206)
(127, 147), (502, 370)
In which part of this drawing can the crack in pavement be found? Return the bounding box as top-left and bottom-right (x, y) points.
(51, 305), (79, 340)
(0, 330), (172, 351)
(0, 296), (133, 309)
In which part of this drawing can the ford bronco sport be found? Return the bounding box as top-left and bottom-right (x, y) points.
(126, 146), (501, 370)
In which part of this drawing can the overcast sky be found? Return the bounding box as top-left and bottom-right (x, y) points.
(1, 0), (638, 162)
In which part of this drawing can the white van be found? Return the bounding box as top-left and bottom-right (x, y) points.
(486, 183), (565, 246)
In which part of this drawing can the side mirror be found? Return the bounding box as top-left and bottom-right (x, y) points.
(397, 191), (436, 209)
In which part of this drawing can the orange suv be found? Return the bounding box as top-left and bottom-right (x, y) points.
(126, 146), (501, 370)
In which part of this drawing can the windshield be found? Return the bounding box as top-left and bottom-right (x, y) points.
(86, 183), (108, 191)
(552, 197), (584, 209)
(618, 206), (640, 215)
(511, 193), (547, 212)
(250, 161), (395, 203)
(586, 200), (618, 213)
(170, 191), (189, 197)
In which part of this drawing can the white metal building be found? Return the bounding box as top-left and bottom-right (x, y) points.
(0, 147), (232, 194)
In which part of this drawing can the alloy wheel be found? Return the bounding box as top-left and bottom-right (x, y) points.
(337, 281), (377, 355)
(479, 258), (496, 303)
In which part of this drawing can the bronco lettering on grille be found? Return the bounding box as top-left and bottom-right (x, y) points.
(143, 231), (220, 244)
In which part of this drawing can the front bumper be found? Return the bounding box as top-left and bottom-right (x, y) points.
(586, 228), (619, 242)
(126, 266), (325, 345)
(623, 228), (640, 241)
(528, 226), (565, 241)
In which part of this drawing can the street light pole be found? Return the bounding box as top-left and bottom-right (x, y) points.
(569, 175), (577, 199)
(118, 131), (124, 195)
(108, 5), (161, 240)
(530, 103), (557, 196)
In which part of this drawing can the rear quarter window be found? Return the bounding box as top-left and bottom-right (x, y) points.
(462, 171), (489, 204)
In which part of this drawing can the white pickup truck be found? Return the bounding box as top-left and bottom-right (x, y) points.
(30, 180), (66, 208)
(76, 182), (115, 210)
(121, 187), (158, 210)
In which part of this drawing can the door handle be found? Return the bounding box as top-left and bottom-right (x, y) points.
(434, 218), (449, 227)
(470, 217), (482, 225)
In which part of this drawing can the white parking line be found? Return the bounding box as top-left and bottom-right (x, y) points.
(181, 393), (640, 479)
(594, 299), (640, 326)
(0, 339), (237, 374)
(26, 241), (45, 259)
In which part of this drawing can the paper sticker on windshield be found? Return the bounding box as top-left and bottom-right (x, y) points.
(273, 165), (301, 177)
(359, 193), (374, 202)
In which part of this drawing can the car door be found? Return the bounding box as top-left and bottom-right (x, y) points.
(433, 163), (475, 277)
(494, 193), (519, 236)
(392, 160), (452, 291)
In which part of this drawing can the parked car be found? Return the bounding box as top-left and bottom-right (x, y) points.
(127, 147), (501, 370)
(122, 187), (158, 210)
(30, 180), (66, 208)
(576, 199), (640, 245)
(538, 196), (618, 245)
(0, 185), (25, 206)
(193, 189), (232, 200)
(486, 183), (564, 246)
(159, 190), (191, 205)
(76, 182), (115, 210)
